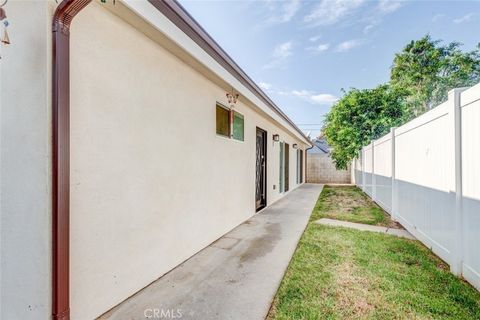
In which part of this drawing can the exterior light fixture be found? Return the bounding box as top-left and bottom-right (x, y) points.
(293, 143), (298, 149)
(226, 87), (239, 107)
(273, 134), (280, 142)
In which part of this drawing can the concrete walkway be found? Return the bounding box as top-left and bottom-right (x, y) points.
(314, 218), (415, 240)
(100, 184), (323, 320)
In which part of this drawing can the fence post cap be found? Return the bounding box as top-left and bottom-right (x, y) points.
(448, 87), (469, 97)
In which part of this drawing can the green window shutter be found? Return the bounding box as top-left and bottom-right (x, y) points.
(233, 111), (244, 141)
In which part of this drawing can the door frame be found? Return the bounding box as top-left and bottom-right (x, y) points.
(300, 149), (304, 183)
(255, 127), (267, 211)
(284, 143), (289, 192)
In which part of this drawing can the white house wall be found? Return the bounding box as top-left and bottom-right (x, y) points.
(69, 3), (307, 319)
(0, 1), (55, 319)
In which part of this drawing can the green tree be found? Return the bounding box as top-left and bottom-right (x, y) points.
(323, 35), (480, 169)
(391, 35), (480, 115)
(323, 85), (407, 169)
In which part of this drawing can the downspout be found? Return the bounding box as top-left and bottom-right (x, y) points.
(52, 1), (91, 319)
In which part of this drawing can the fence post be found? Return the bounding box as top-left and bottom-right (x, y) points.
(390, 127), (397, 220)
(451, 88), (466, 275)
(361, 147), (366, 191)
(350, 159), (355, 185)
(372, 142), (376, 202)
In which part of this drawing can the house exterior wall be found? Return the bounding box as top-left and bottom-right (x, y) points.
(0, 1), (55, 319)
(69, 3), (308, 319)
(306, 153), (351, 184)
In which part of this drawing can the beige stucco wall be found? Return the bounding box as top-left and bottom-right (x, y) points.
(70, 3), (307, 319)
(1, 1), (55, 319)
(307, 153), (351, 184)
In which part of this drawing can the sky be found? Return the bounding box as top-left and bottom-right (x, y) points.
(178, 0), (480, 137)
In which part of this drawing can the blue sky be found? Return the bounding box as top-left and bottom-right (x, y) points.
(178, 0), (480, 137)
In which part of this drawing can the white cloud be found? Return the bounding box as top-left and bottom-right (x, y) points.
(378, 0), (403, 14)
(267, 0), (301, 23)
(453, 13), (475, 24)
(258, 82), (273, 90)
(263, 41), (294, 69)
(432, 14), (445, 22)
(274, 41), (294, 59)
(309, 35), (322, 42)
(280, 0), (301, 22)
(304, 0), (365, 26)
(307, 43), (330, 53)
(363, 24), (374, 34)
(360, 0), (404, 34)
(335, 39), (362, 52)
(310, 93), (339, 105)
(281, 89), (338, 105)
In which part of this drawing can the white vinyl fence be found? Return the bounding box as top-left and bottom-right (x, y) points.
(353, 84), (480, 291)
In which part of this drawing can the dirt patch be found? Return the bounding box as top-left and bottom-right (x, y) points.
(316, 186), (401, 228)
(334, 261), (374, 318)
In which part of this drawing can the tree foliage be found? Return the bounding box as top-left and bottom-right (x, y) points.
(391, 35), (480, 115)
(324, 35), (480, 169)
(323, 85), (408, 169)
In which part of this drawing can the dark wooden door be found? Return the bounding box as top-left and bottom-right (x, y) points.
(284, 143), (289, 192)
(255, 128), (267, 211)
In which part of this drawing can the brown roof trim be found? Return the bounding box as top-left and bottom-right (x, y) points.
(147, 0), (310, 143)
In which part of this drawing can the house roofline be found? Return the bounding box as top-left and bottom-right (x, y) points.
(147, 0), (311, 145)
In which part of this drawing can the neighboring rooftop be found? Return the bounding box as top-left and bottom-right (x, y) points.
(308, 137), (330, 154)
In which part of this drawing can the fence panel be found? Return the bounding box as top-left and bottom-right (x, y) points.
(354, 157), (363, 187)
(373, 134), (392, 213)
(364, 144), (373, 197)
(460, 84), (480, 289)
(394, 101), (455, 265)
(354, 86), (480, 290)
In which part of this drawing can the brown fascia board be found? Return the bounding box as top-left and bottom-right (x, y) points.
(147, 0), (311, 145)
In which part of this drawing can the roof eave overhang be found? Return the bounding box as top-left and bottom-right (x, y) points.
(134, 0), (311, 145)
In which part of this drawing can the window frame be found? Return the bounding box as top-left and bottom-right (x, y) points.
(215, 102), (245, 143)
(232, 110), (245, 141)
(279, 141), (285, 193)
(215, 103), (231, 138)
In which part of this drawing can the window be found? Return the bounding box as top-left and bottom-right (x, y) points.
(233, 111), (244, 141)
(216, 103), (244, 141)
(216, 104), (230, 137)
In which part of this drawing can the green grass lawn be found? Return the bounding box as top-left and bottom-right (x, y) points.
(310, 185), (399, 228)
(268, 187), (480, 320)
